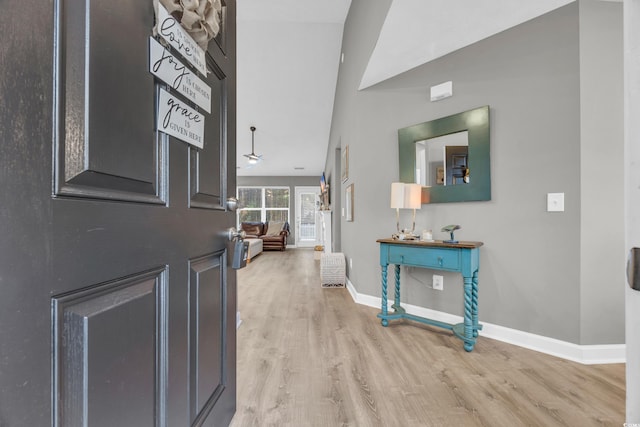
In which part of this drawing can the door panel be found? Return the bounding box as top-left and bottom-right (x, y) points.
(52, 267), (167, 426)
(0, 0), (236, 425)
(189, 253), (225, 418)
(55, 0), (166, 204)
(445, 146), (468, 186)
(190, 64), (226, 210)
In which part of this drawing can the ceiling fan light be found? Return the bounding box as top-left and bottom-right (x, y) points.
(244, 126), (263, 166)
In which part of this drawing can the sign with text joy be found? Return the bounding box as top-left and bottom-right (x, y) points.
(149, 38), (212, 113)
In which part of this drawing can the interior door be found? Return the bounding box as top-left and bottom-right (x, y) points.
(0, 1), (236, 426)
(295, 186), (321, 248)
(445, 146), (468, 185)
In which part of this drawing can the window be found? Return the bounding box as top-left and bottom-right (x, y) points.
(237, 187), (290, 225)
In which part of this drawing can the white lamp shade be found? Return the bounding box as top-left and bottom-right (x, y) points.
(405, 183), (422, 209)
(390, 182), (405, 208)
(390, 182), (422, 209)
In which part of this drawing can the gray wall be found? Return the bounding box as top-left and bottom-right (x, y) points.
(325, 0), (624, 345)
(333, 147), (342, 251)
(579, 1), (624, 344)
(625, 0), (640, 420)
(237, 175), (319, 245)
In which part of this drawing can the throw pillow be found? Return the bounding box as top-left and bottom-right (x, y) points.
(265, 221), (285, 236)
(242, 224), (262, 237)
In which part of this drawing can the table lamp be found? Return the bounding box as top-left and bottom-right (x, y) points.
(390, 182), (422, 239)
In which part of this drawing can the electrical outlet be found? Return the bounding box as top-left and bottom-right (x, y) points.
(433, 274), (444, 291)
(349, 258), (353, 269)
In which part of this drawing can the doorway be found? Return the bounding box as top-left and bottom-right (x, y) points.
(295, 186), (321, 247)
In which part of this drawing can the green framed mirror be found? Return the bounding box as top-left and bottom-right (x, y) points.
(398, 105), (490, 203)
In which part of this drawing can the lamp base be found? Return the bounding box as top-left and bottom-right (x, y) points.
(392, 232), (418, 241)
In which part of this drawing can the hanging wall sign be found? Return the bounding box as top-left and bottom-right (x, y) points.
(157, 87), (205, 149)
(149, 37), (212, 113)
(156, 3), (208, 76)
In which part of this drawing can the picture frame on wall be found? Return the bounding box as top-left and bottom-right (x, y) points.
(345, 183), (354, 221)
(341, 145), (349, 183)
(436, 166), (445, 185)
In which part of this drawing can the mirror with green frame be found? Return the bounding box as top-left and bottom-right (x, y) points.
(398, 105), (491, 203)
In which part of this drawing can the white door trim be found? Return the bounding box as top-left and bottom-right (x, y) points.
(294, 186), (320, 248)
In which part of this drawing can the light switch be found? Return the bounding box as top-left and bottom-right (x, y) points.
(547, 193), (564, 212)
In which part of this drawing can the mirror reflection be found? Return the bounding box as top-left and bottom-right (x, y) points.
(398, 105), (490, 203)
(415, 131), (469, 187)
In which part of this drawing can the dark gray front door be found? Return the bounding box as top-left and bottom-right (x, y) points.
(0, 0), (236, 425)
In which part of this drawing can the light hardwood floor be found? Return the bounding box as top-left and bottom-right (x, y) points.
(230, 249), (624, 427)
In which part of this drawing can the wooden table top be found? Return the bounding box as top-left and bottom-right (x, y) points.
(376, 238), (483, 249)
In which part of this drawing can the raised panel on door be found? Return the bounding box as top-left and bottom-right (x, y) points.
(52, 267), (167, 426)
(189, 252), (228, 425)
(54, 0), (167, 204)
(190, 61), (226, 210)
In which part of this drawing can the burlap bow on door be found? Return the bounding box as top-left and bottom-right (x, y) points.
(154, 0), (222, 50)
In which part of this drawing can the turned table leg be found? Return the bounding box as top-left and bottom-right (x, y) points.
(463, 276), (474, 352)
(380, 264), (388, 327)
(472, 270), (479, 338)
(393, 264), (401, 310)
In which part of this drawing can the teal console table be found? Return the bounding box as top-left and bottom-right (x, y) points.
(377, 238), (484, 351)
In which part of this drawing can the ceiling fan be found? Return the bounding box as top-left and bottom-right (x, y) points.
(243, 126), (263, 165)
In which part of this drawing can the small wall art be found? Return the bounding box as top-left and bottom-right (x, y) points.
(341, 145), (349, 183)
(345, 183), (354, 221)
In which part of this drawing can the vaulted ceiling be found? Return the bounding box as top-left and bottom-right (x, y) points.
(236, 0), (577, 177)
(236, 0), (351, 176)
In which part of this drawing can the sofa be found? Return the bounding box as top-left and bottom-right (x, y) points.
(244, 238), (263, 262)
(241, 221), (290, 252)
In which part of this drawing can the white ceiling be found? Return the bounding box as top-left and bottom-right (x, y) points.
(236, 0), (351, 176)
(360, 0), (575, 89)
(235, 0), (577, 177)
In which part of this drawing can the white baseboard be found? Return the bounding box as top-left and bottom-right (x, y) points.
(345, 278), (625, 365)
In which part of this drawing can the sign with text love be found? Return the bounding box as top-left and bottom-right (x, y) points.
(149, 37), (212, 113)
(156, 3), (207, 76)
(157, 87), (205, 149)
